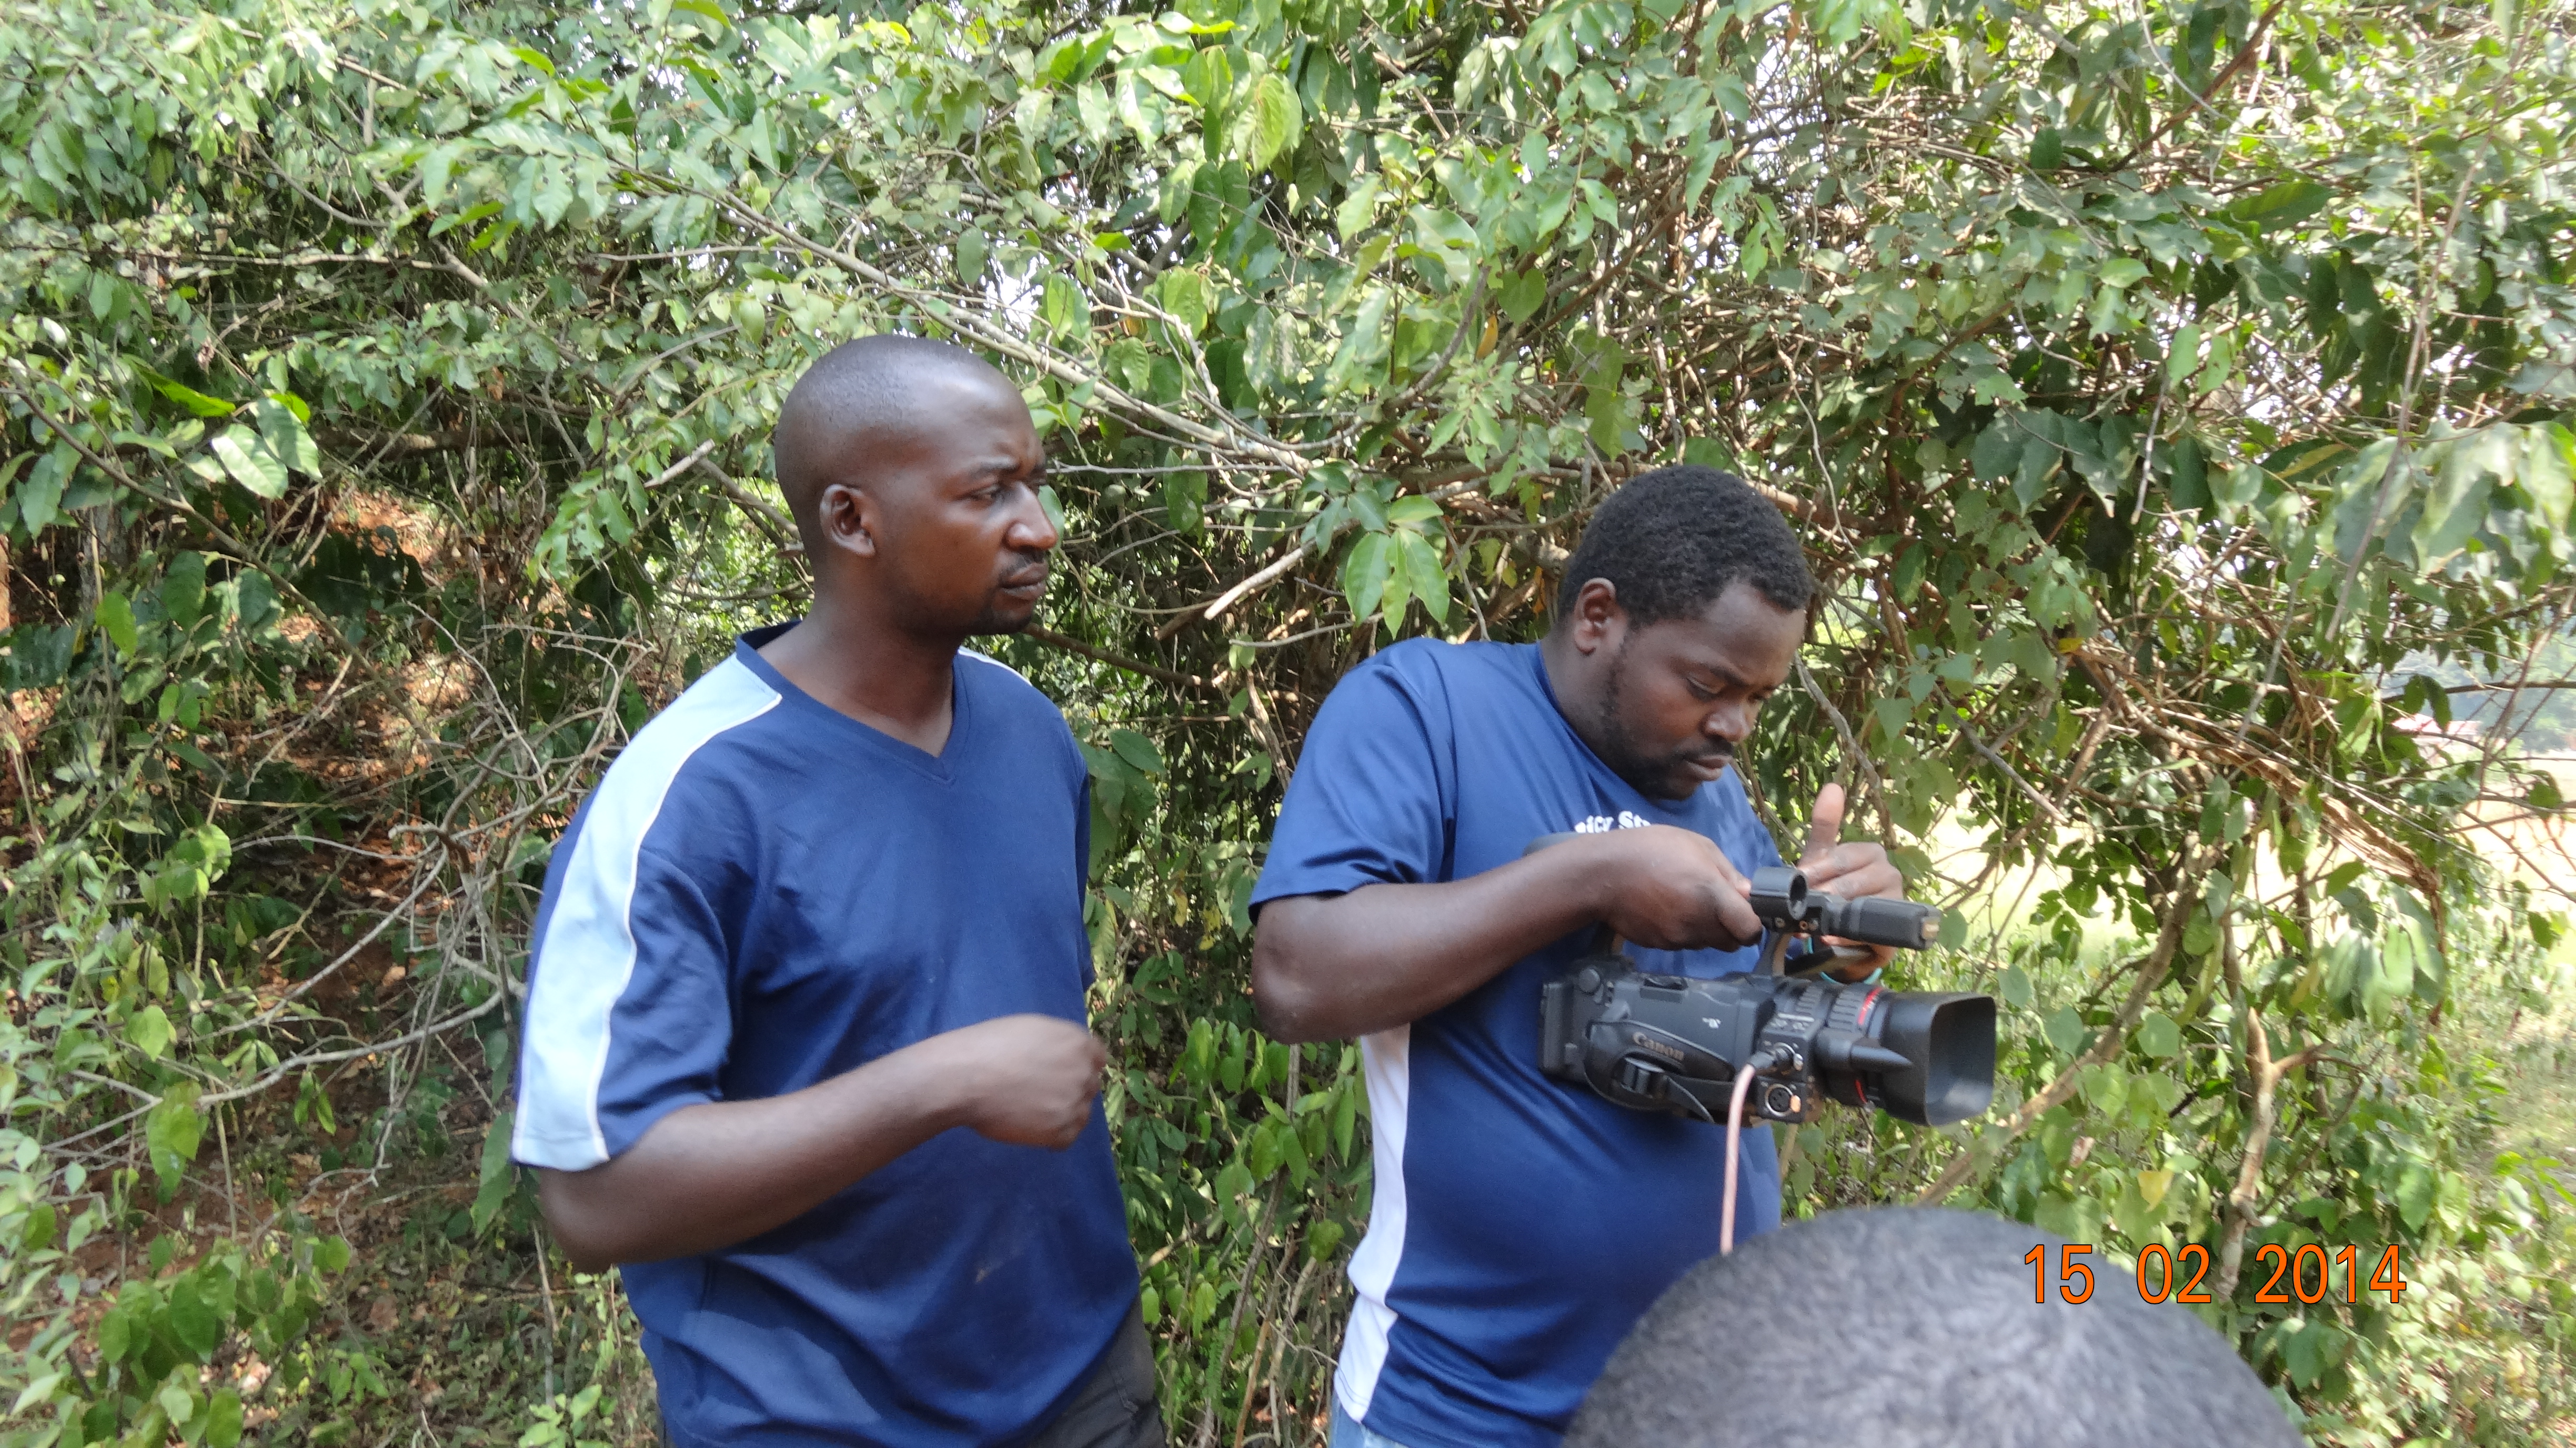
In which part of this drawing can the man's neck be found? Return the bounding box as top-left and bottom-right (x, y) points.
(1537, 629), (1603, 753)
(757, 597), (960, 756)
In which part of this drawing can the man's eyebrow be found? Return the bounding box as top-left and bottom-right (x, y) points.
(958, 457), (1029, 483)
(1687, 660), (1755, 688)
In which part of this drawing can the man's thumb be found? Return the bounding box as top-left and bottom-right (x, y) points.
(1802, 782), (1847, 861)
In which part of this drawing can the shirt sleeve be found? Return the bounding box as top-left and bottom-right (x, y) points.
(1073, 772), (1099, 989)
(512, 840), (733, 1170)
(1252, 648), (1456, 910)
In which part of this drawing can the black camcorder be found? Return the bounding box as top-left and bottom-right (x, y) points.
(1528, 838), (1996, 1129)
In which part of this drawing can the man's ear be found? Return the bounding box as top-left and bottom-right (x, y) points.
(1567, 578), (1624, 656)
(817, 481), (877, 559)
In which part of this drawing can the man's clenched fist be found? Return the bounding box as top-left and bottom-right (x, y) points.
(933, 1014), (1109, 1149)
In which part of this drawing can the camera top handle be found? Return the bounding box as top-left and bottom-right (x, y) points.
(1520, 833), (1941, 975)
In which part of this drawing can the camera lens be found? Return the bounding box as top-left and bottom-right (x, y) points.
(1873, 993), (1998, 1125)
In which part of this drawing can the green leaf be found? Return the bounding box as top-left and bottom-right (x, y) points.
(2529, 772), (2562, 811)
(1498, 269), (1546, 324)
(1998, 965), (2033, 1009)
(126, 1004), (175, 1059)
(1157, 269), (1215, 336)
(1341, 531), (1393, 620)
(1307, 1219), (1346, 1261)
(254, 398), (322, 477)
(1162, 469), (1207, 532)
(2096, 257), (2148, 289)
(1335, 177), (1383, 241)
(1970, 421), (2021, 481)
(1393, 528), (1449, 625)
(2182, 907), (2219, 957)
(97, 1310), (132, 1362)
(669, 0), (728, 31)
(2226, 179), (2331, 232)
(1040, 275), (1089, 343)
(315, 1235), (353, 1273)
(146, 1083), (205, 1190)
(1231, 73), (1301, 172)
(21, 1202), (56, 1252)
(2393, 1160), (2436, 1231)
(209, 428), (289, 499)
(162, 550), (208, 627)
(1213, 1159), (1253, 1208)
(205, 1391), (245, 1448)
(2165, 323), (2202, 387)
(16, 444), (73, 531)
(143, 371), (236, 418)
(2112, 1170), (2170, 1242)
(1247, 1121), (1284, 1180)
(2134, 1011), (2180, 1059)
(2532, 911), (2564, 949)
(472, 1108), (517, 1232)
(2042, 1007), (2088, 1059)
(2079, 1061), (2129, 1114)
(96, 590), (139, 658)
(168, 1278), (222, 1358)
(2521, 421), (2574, 531)
(1386, 496), (1443, 528)
(1108, 728), (1164, 777)
(9, 1372), (66, 1417)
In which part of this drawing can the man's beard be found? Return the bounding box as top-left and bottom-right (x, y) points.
(1596, 640), (1734, 801)
(965, 551), (1050, 635)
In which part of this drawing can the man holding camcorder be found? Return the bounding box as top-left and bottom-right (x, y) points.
(1250, 466), (1911, 1448)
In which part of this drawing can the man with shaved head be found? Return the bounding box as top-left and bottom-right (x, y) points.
(513, 336), (1162, 1447)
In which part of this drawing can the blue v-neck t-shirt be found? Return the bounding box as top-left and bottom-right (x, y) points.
(512, 625), (1138, 1447)
(1253, 639), (1785, 1448)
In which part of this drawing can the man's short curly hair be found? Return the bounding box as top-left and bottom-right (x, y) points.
(1554, 465), (1814, 626)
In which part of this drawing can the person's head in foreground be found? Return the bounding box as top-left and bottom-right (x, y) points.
(1566, 1207), (2302, 1448)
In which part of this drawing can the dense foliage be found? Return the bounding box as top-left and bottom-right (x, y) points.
(3, 0), (2574, 1439)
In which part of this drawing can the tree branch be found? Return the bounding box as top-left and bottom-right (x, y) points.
(1021, 626), (1214, 692)
(1915, 848), (2215, 1205)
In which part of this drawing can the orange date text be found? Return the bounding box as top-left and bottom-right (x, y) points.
(2024, 1242), (2408, 1305)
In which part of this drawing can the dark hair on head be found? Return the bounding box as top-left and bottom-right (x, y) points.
(1554, 464), (1814, 626)
(1566, 1207), (2303, 1448)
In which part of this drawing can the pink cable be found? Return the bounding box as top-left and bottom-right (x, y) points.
(1720, 1062), (1759, 1256)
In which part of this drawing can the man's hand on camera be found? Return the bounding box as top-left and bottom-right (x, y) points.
(1794, 782), (1907, 979)
(1587, 824), (1768, 952)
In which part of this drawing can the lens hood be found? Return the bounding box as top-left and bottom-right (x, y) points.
(1870, 992), (1996, 1125)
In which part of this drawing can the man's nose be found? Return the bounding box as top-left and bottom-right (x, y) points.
(1008, 486), (1060, 553)
(1704, 701), (1752, 743)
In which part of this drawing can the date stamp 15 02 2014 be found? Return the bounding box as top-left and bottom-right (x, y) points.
(2026, 1242), (2410, 1306)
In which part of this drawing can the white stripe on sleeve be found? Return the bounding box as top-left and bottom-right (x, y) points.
(512, 657), (780, 1170)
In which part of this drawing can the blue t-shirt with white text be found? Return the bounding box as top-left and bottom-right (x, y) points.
(512, 626), (1138, 1447)
(1253, 639), (1784, 1448)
